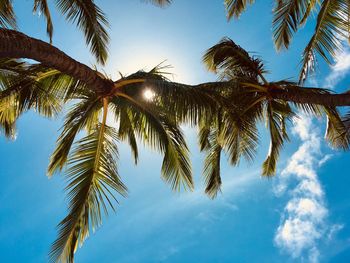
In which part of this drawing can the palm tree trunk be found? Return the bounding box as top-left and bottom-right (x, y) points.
(193, 82), (350, 107)
(0, 28), (110, 94)
(269, 88), (350, 107)
(1, 29), (350, 107)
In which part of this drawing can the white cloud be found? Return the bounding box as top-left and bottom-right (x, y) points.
(274, 114), (340, 262)
(285, 198), (327, 220)
(327, 224), (345, 241)
(325, 48), (350, 88)
(292, 116), (313, 141)
(275, 218), (321, 257)
(318, 154), (333, 167)
(295, 180), (323, 198)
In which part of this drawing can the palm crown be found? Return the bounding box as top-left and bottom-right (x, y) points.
(200, 37), (349, 197)
(0, 61), (196, 262)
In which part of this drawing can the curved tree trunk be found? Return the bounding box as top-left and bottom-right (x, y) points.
(1, 28), (350, 106)
(0, 28), (110, 94)
(269, 87), (350, 107)
(192, 82), (350, 107)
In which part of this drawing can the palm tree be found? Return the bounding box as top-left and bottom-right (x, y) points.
(0, 27), (212, 262)
(0, 29), (350, 261)
(224, 0), (350, 83)
(0, 0), (171, 64)
(199, 37), (349, 196)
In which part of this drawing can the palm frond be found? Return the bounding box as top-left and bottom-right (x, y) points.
(323, 106), (350, 149)
(111, 95), (193, 191)
(56, 0), (110, 64)
(222, 109), (260, 165)
(262, 100), (293, 176)
(343, 110), (350, 140)
(118, 68), (217, 126)
(0, 94), (17, 139)
(225, 0), (255, 19)
(33, 0), (54, 43)
(299, 0), (349, 83)
(198, 114), (213, 151)
(203, 134), (222, 199)
(273, 0), (310, 50)
(49, 124), (127, 263)
(0, 65), (63, 119)
(0, 59), (24, 138)
(203, 38), (265, 82)
(116, 106), (139, 164)
(145, 0), (172, 7)
(199, 97), (260, 197)
(0, 0), (16, 28)
(48, 97), (102, 176)
(300, 0), (320, 26)
(0, 59), (90, 102)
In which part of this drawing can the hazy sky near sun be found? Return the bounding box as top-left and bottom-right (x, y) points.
(1, 1), (350, 263)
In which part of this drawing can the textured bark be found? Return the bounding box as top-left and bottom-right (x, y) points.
(1, 28), (350, 106)
(193, 82), (350, 107)
(0, 28), (111, 94)
(269, 88), (350, 107)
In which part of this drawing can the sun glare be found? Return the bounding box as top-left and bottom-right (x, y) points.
(143, 89), (155, 101)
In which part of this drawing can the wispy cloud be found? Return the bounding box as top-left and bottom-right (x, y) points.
(325, 48), (350, 88)
(318, 154), (333, 167)
(274, 115), (338, 263)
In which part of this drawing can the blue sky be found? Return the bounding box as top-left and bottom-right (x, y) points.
(1, 1), (350, 262)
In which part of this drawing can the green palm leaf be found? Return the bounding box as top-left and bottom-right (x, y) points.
(262, 100), (293, 176)
(118, 67), (217, 126)
(146, 0), (172, 6)
(203, 133), (222, 199)
(225, 0), (255, 19)
(222, 109), (259, 165)
(48, 96), (102, 176)
(115, 106), (139, 164)
(0, 63), (63, 119)
(0, 94), (17, 139)
(273, 0), (310, 50)
(299, 0), (349, 83)
(33, 0), (54, 43)
(56, 0), (110, 64)
(203, 37), (266, 83)
(0, 0), (16, 28)
(112, 95), (193, 191)
(49, 123), (127, 263)
(198, 93), (260, 197)
(300, 0), (320, 26)
(343, 110), (350, 140)
(323, 106), (350, 149)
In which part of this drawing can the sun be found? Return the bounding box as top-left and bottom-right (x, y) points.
(143, 88), (155, 101)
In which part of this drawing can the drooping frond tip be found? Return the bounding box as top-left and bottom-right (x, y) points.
(33, 0), (54, 43)
(56, 0), (110, 64)
(273, 0), (310, 50)
(0, 0), (17, 29)
(146, 0), (172, 7)
(298, 0), (348, 83)
(262, 101), (293, 177)
(225, 0), (255, 20)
